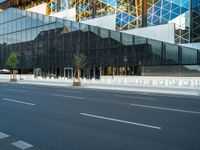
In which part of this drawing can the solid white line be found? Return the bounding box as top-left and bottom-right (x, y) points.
(130, 103), (200, 115)
(80, 88), (200, 99)
(52, 94), (86, 99)
(0, 132), (10, 139)
(80, 113), (161, 130)
(12, 140), (33, 150)
(114, 95), (156, 100)
(2, 98), (35, 106)
(6, 89), (27, 93)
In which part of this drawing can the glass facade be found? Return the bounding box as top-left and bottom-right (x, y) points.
(191, 0), (200, 42)
(1, 0), (200, 44)
(0, 8), (199, 77)
(45, 0), (200, 43)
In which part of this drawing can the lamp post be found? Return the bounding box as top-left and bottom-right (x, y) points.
(123, 56), (128, 75)
(99, 66), (102, 80)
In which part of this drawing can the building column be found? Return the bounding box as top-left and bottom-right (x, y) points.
(57, 0), (61, 12)
(93, 67), (96, 78)
(142, 0), (147, 27)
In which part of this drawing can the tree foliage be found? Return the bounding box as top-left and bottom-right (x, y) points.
(73, 51), (87, 68)
(6, 52), (19, 68)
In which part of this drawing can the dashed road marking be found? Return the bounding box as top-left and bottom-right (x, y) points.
(130, 103), (200, 115)
(57, 89), (83, 93)
(0, 132), (10, 139)
(80, 113), (161, 130)
(12, 140), (33, 150)
(2, 98), (35, 106)
(6, 89), (27, 93)
(52, 94), (86, 99)
(114, 95), (156, 100)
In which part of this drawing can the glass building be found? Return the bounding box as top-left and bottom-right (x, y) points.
(0, 8), (199, 77)
(47, 0), (200, 43)
(1, 0), (199, 44)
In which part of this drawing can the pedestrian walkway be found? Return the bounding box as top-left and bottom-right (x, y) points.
(10, 79), (200, 96)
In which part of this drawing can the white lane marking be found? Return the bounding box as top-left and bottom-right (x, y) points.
(120, 91), (200, 100)
(2, 98), (35, 106)
(79, 88), (200, 99)
(0, 85), (6, 88)
(57, 90), (83, 93)
(130, 103), (200, 115)
(114, 95), (156, 100)
(142, 93), (200, 100)
(0, 132), (10, 139)
(52, 94), (86, 99)
(6, 89), (27, 93)
(12, 140), (33, 150)
(80, 113), (161, 130)
(20, 86), (37, 90)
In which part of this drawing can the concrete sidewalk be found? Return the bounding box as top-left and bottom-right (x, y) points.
(1, 78), (199, 96)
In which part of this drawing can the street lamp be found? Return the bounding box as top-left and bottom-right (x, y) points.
(99, 66), (102, 80)
(123, 56), (128, 75)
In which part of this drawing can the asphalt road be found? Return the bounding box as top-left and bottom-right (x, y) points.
(0, 82), (200, 150)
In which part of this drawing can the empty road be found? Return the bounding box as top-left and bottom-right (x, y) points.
(0, 82), (200, 150)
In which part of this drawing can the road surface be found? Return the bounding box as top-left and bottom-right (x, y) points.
(0, 82), (200, 150)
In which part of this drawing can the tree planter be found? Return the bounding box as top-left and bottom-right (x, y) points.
(73, 78), (81, 86)
(9, 70), (17, 82)
(6, 52), (19, 83)
(10, 78), (17, 82)
(72, 51), (87, 87)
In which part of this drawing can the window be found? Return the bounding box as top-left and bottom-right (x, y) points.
(165, 43), (178, 65)
(122, 33), (133, 45)
(72, 22), (79, 31)
(148, 39), (162, 65)
(182, 47), (197, 65)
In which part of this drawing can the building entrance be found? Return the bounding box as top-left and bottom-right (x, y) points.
(64, 67), (73, 79)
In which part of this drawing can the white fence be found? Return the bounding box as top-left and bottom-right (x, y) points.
(1, 74), (200, 89)
(0, 74), (34, 80)
(100, 76), (200, 89)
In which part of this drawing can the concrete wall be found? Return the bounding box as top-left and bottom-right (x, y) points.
(122, 23), (175, 44)
(50, 7), (76, 21)
(81, 14), (116, 30)
(26, 3), (46, 15)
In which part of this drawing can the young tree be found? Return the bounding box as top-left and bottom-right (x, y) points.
(6, 52), (19, 82)
(73, 50), (87, 86)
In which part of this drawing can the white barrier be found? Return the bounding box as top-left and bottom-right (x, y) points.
(1, 74), (200, 89)
(100, 76), (200, 89)
(0, 74), (34, 80)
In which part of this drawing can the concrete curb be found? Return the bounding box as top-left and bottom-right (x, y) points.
(84, 86), (200, 96)
(13, 81), (200, 96)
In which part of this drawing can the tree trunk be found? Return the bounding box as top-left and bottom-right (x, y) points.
(13, 69), (16, 80)
(10, 69), (17, 82)
(77, 66), (80, 80)
(13, 69), (15, 81)
(10, 69), (13, 80)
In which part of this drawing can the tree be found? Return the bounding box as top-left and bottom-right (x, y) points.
(6, 52), (19, 82)
(73, 50), (87, 86)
